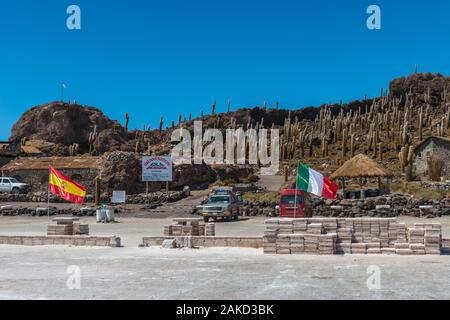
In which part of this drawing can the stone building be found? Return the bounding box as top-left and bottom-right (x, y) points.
(414, 136), (450, 179)
(0, 156), (100, 192)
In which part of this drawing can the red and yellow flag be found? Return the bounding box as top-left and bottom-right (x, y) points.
(49, 166), (86, 204)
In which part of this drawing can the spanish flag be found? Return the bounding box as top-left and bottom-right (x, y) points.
(49, 166), (86, 204)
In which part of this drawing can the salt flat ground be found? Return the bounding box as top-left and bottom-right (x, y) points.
(0, 215), (449, 300)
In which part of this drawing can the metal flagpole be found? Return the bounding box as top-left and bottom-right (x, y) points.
(47, 166), (50, 220)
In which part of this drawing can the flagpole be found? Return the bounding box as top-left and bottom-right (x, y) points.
(47, 166), (50, 220)
(294, 164), (298, 219)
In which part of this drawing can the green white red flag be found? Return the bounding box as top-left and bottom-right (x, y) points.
(296, 162), (338, 199)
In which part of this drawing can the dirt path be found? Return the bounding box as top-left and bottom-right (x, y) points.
(131, 189), (211, 218)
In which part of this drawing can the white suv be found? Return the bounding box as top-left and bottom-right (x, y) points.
(0, 177), (31, 194)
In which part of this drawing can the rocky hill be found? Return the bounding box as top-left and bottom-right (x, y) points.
(7, 73), (450, 182)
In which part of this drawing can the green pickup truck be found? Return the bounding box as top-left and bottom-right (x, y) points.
(197, 193), (243, 222)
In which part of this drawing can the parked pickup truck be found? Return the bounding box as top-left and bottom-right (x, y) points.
(0, 177), (31, 194)
(197, 193), (242, 222)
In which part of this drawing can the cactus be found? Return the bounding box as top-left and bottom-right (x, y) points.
(227, 99), (231, 113)
(418, 107), (423, 141)
(69, 143), (79, 156)
(212, 100), (216, 115)
(350, 134), (355, 158)
(88, 125), (98, 154)
(159, 116), (164, 133)
(377, 142), (383, 161)
(125, 113), (129, 131)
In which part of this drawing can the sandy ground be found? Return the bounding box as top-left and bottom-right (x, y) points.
(0, 211), (450, 300)
(0, 245), (449, 300)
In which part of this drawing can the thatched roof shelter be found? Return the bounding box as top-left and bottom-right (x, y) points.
(330, 154), (392, 180)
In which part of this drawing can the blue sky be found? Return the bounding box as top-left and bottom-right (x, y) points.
(0, 0), (449, 139)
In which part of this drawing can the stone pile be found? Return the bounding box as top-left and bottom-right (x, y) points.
(313, 195), (450, 218)
(0, 190), (188, 205)
(263, 218), (444, 255)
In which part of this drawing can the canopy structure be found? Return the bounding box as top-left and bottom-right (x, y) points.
(331, 154), (392, 180)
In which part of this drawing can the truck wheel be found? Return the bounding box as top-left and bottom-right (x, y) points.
(11, 187), (20, 195)
(203, 217), (209, 223)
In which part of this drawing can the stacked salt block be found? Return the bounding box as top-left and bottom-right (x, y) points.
(73, 223), (89, 235)
(263, 219), (279, 254)
(205, 223), (215, 236)
(47, 217), (78, 236)
(318, 234), (336, 254)
(263, 218), (443, 255)
(163, 218), (205, 236)
(278, 219), (294, 233)
(288, 234), (305, 254)
(276, 234), (291, 254)
(307, 223), (323, 234)
(336, 227), (352, 254)
(304, 234), (319, 253)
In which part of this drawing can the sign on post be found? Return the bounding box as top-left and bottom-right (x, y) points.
(112, 190), (126, 204)
(142, 156), (173, 182)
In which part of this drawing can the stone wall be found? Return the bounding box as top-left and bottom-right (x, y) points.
(313, 195), (450, 218)
(414, 138), (450, 179)
(141, 236), (262, 248)
(0, 235), (121, 247)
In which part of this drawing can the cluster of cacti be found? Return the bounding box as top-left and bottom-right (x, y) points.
(122, 84), (450, 178)
(68, 143), (79, 156)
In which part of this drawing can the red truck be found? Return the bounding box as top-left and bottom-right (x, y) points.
(277, 189), (312, 218)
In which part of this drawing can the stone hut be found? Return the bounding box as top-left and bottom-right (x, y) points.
(0, 156), (100, 192)
(413, 136), (450, 179)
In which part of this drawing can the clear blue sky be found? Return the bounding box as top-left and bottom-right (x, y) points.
(0, 0), (449, 140)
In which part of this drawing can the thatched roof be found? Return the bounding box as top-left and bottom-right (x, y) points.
(330, 154), (392, 179)
(1, 156), (101, 171)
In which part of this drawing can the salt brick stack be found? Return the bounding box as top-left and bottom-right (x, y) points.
(47, 218), (85, 236)
(205, 223), (216, 236)
(163, 218), (206, 237)
(263, 218), (443, 255)
(73, 223), (89, 235)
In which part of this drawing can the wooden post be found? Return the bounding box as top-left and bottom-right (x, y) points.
(95, 176), (101, 207)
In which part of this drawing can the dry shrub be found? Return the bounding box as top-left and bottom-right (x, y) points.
(427, 154), (444, 181)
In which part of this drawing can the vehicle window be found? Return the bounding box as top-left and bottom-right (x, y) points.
(281, 195), (304, 205)
(0, 178), (3, 183)
(3, 178), (11, 184)
(9, 178), (19, 183)
(207, 196), (230, 204)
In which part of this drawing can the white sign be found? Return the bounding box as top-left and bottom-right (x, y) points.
(112, 190), (126, 203)
(142, 156), (173, 182)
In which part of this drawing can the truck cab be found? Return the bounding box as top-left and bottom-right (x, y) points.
(277, 189), (312, 218)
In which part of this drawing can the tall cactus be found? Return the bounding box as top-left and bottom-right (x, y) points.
(88, 125), (98, 154)
(125, 113), (129, 132)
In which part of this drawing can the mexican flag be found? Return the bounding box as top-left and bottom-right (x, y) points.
(296, 162), (338, 199)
